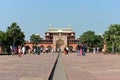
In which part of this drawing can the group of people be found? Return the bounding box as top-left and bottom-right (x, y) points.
(6, 45), (88, 57)
(63, 45), (87, 56)
(18, 46), (26, 57)
(7, 45), (26, 57)
(32, 47), (41, 55)
(93, 47), (99, 54)
(77, 44), (87, 56)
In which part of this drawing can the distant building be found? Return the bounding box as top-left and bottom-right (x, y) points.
(25, 25), (79, 52)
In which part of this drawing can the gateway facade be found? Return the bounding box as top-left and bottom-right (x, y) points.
(25, 25), (79, 52)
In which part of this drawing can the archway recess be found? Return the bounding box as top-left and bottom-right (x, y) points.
(56, 39), (64, 51)
(53, 36), (67, 52)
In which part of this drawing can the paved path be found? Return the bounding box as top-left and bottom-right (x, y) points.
(1, 53), (120, 80)
(62, 53), (120, 80)
(52, 54), (68, 80)
(0, 54), (58, 80)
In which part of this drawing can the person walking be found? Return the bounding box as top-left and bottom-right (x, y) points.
(37, 47), (41, 55)
(97, 47), (99, 53)
(77, 44), (80, 56)
(22, 46), (25, 55)
(33, 48), (36, 54)
(65, 46), (69, 55)
(93, 47), (96, 54)
(82, 44), (86, 56)
(18, 46), (22, 57)
(64, 47), (67, 55)
(79, 45), (83, 56)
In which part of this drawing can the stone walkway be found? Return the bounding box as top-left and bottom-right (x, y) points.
(0, 54), (58, 80)
(1, 53), (120, 80)
(52, 54), (68, 80)
(62, 53), (120, 80)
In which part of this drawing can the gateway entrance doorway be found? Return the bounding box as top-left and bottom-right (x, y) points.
(53, 36), (67, 52)
(56, 39), (64, 52)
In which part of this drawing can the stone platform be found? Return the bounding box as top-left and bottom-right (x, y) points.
(1, 53), (120, 80)
(0, 54), (58, 80)
(62, 53), (120, 80)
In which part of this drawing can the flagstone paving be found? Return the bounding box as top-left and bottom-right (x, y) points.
(0, 54), (58, 80)
(62, 53), (120, 80)
(1, 53), (120, 80)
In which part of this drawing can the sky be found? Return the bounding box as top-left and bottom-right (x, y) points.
(0, 0), (120, 40)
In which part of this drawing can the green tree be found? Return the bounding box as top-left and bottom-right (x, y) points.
(30, 34), (41, 45)
(6, 22), (25, 47)
(0, 22), (25, 53)
(79, 30), (103, 52)
(103, 24), (120, 53)
(0, 31), (5, 43)
(0, 31), (7, 52)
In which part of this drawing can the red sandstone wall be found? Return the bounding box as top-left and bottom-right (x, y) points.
(25, 43), (53, 50)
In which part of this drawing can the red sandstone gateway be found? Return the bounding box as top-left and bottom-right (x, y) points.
(25, 25), (79, 52)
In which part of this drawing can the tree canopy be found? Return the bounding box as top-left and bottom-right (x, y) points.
(103, 24), (120, 53)
(0, 22), (25, 48)
(30, 34), (41, 45)
(0, 31), (6, 44)
(1, 22), (120, 54)
(79, 30), (103, 51)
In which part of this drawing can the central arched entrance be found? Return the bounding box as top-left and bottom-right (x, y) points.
(53, 36), (67, 52)
(56, 39), (64, 52)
